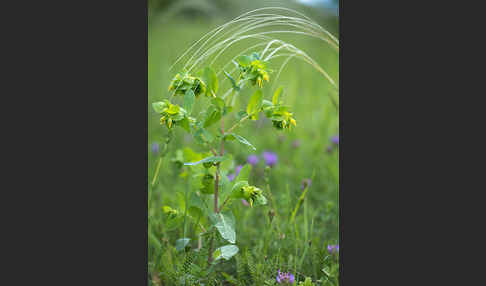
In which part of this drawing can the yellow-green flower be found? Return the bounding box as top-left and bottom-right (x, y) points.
(168, 72), (207, 97)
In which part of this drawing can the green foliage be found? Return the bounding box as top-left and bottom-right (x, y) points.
(149, 10), (339, 286)
(210, 211), (236, 243)
(224, 133), (256, 151)
(213, 244), (239, 261)
(202, 67), (219, 97)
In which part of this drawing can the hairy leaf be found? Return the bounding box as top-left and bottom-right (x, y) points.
(184, 156), (225, 166)
(247, 89), (263, 120)
(175, 238), (190, 252)
(203, 67), (218, 97)
(183, 89), (195, 114)
(272, 87), (283, 105)
(209, 211), (236, 243)
(213, 244), (239, 261)
(224, 133), (256, 150)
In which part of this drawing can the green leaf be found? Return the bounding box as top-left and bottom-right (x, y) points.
(203, 67), (218, 97)
(213, 244), (239, 261)
(184, 156), (226, 166)
(209, 211), (236, 243)
(203, 106), (222, 128)
(178, 117), (190, 132)
(290, 184), (310, 223)
(183, 89), (195, 114)
(235, 55), (252, 67)
(247, 89), (263, 120)
(148, 230), (162, 250)
(224, 71), (240, 91)
(272, 87), (283, 105)
(212, 97), (225, 110)
(152, 101), (167, 113)
(175, 238), (190, 252)
(194, 128), (214, 144)
(224, 133), (256, 150)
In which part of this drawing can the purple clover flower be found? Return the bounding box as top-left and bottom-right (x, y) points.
(331, 135), (339, 145)
(327, 244), (339, 254)
(276, 269), (295, 284)
(151, 142), (159, 154)
(247, 155), (259, 166)
(263, 151), (278, 167)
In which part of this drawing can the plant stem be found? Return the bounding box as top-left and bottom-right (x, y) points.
(226, 113), (251, 133)
(151, 156), (163, 187)
(208, 119), (226, 265)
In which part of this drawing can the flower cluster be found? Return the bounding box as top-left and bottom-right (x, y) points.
(162, 206), (178, 219)
(236, 53), (270, 88)
(270, 107), (297, 130)
(276, 269), (295, 284)
(168, 72), (208, 97)
(241, 185), (265, 207)
(246, 151), (278, 167)
(152, 100), (193, 130)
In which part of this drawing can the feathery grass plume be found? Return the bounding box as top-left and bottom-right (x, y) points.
(169, 7), (339, 107)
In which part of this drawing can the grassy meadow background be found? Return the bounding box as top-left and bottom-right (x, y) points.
(148, 1), (339, 284)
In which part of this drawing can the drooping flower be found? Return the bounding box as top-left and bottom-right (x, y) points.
(263, 151), (278, 167)
(247, 155), (259, 166)
(151, 142), (159, 155)
(331, 135), (339, 145)
(276, 269), (295, 284)
(327, 244), (339, 254)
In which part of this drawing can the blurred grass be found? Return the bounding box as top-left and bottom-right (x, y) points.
(148, 5), (339, 284)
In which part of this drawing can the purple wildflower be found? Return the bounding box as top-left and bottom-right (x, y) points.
(235, 165), (243, 176)
(326, 146), (333, 153)
(247, 155), (259, 166)
(151, 142), (159, 154)
(276, 269), (295, 284)
(327, 244), (339, 254)
(227, 165), (244, 182)
(263, 151), (278, 167)
(241, 199), (249, 206)
(331, 135), (339, 145)
(301, 178), (312, 190)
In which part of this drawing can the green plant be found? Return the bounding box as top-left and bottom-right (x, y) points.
(150, 7), (339, 285)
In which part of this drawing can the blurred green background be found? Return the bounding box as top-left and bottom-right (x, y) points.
(148, 0), (339, 284)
